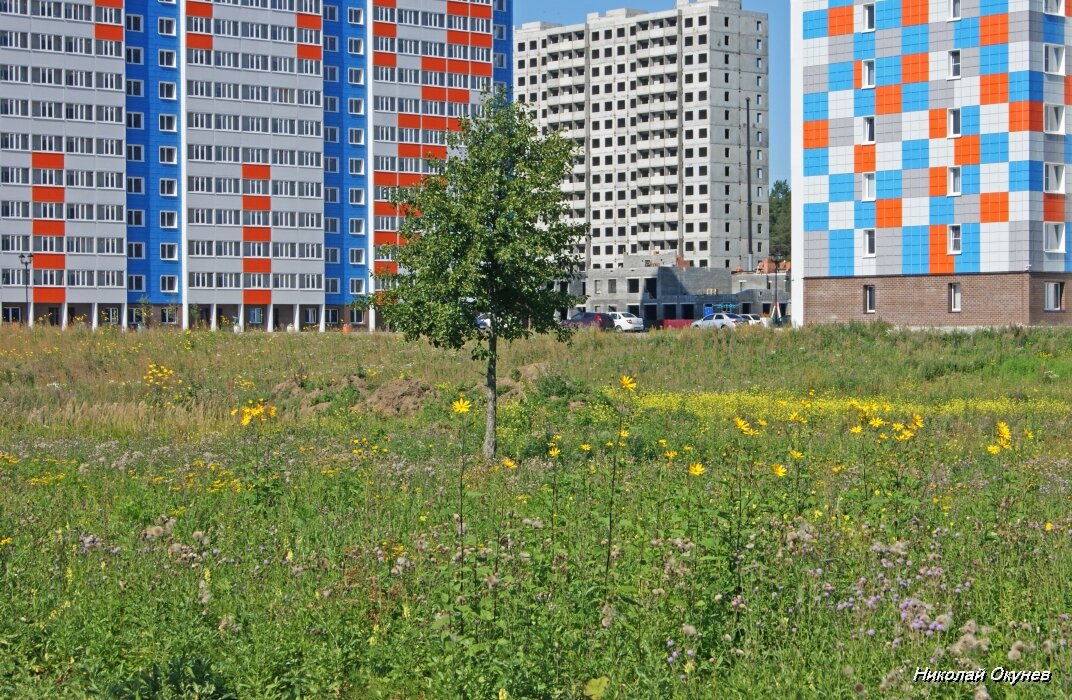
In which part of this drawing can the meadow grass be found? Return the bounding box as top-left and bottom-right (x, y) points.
(1, 324), (1071, 698)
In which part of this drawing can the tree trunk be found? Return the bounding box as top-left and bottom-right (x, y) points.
(483, 330), (497, 461)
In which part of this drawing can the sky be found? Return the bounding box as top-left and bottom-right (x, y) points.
(513, 0), (790, 184)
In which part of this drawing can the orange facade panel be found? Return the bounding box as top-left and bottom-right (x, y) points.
(374, 232), (400, 246)
(33, 287), (66, 304)
(469, 3), (491, 18)
(374, 201), (398, 216)
(32, 220), (64, 236)
(446, 59), (469, 74)
(421, 145), (447, 159)
(296, 12), (321, 29)
(397, 113), (422, 128)
(373, 21), (396, 37)
(32, 186), (64, 203)
(446, 1), (468, 15)
(397, 143), (424, 158)
(928, 226), (955, 274)
(95, 23), (123, 40)
(422, 116), (446, 130)
(243, 258), (272, 274)
(32, 152), (64, 169)
(470, 62), (492, 77)
(398, 173), (422, 187)
(1044, 194), (1065, 222)
(243, 290), (271, 305)
(374, 171), (399, 186)
(32, 253), (64, 269)
(372, 0), (395, 6)
(187, 0), (213, 16)
(447, 30), (468, 46)
(296, 43), (321, 60)
(242, 226), (271, 242)
(374, 261), (398, 276)
(187, 33), (213, 50)
(242, 164), (270, 180)
(374, 51), (397, 67)
(422, 56), (446, 72)
(94, 0), (122, 7)
(242, 195), (271, 211)
(446, 88), (470, 103)
(470, 32), (492, 49)
(422, 86), (446, 101)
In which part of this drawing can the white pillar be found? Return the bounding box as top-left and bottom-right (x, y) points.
(293, 303), (299, 332)
(28, 300), (34, 328)
(237, 303), (244, 331)
(210, 303), (217, 331)
(368, 307), (376, 332)
(60, 302), (68, 330)
(91, 302), (98, 330)
(181, 300), (189, 330)
(121, 302), (128, 329)
(266, 304), (274, 333)
(318, 303), (326, 332)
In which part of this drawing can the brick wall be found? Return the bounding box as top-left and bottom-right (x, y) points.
(804, 273), (1072, 327)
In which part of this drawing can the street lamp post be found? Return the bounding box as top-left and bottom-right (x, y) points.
(18, 252), (32, 326)
(771, 254), (781, 323)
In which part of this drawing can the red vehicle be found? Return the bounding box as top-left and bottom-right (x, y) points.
(563, 311), (614, 331)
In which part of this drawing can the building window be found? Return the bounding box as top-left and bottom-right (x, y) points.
(127, 275), (144, 292)
(948, 108), (961, 137)
(160, 242), (177, 260)
(159, 114), (176, 132)
(1045, 44), (1065, 75)
(1045, 104), (1065, 134)
(1044, 282), (1065, 311)
(160, 275), (178, 294)
(863, 3), (875, 31)
(864, 285), (876, 314)
(861, 59), (875, 89)
(1046, 0), (1065, 14)
(948, 167), (962, 196)
(948, 50), (961, 79)
(1044, 222), (1065, 252)
(949, 283), (962, 313)
(948, 224), (962, 254)
(863, 228), (876, 257)
(950, 0), (961, 19)
(158, 18), (175, 35)
(862, 116), (875, 144)
(862, 172), (876, 201)
(1045, 163), (1065, 193)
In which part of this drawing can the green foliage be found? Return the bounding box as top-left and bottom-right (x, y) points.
(373, 88), (584, 359)
(768, 179), (791, 260)
(2, 327), (1072, 696)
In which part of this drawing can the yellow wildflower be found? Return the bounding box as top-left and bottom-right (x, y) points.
(868, 417), (886, 428)
(580, 443), (591, 452)
(1045, 522), (1054, 532)
(619, 429), (629, 438)
(987, 444), (1001, 455)
(688, 462), (705, 477)
(849, 425), (863, 434)
(771, 464), (787, 478)
(789, 450), (804, 459)
(548, 447), (561, 458)
(502, 457), (517, 470)
(619, 375), (638, 392)
(451, 397), (472, 414)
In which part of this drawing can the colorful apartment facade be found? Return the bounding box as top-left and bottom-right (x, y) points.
(0, 0), (511, 329)
(792, 0), (1072, 326)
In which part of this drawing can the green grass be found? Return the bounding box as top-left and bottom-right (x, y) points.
(1, 324), (1071, 698)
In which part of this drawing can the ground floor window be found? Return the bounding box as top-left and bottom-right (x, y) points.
(949, 283), (961, 312)
(863, 285), (876, 314)
(1044, 281), (1065, 311)
(325, 308), (339, 325)
(249, 307), (264, 325)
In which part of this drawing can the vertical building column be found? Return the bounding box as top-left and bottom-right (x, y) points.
(267, 304), (274, 333)
(28, 301), (34, 328)
(293, 303), (299, 331)
(237, 303), (244, 331)
(60, 302), (68, 330)
(91, 302), (99, 330)
(319, 303), (326, 332)
(210, 303), (218, 331)
(121, 302), (128, 329)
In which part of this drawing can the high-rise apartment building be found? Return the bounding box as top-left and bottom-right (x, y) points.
(514, 0), (769, 298)
(0, 0), (511, 329)
(792, 0), (1072, 326)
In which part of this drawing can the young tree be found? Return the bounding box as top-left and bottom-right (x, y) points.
(372, 89), (584, 460)
(768, 180), (792, 260)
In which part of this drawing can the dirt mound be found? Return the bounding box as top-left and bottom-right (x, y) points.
(363, 379), (433, 417)
(516, 362), (549, 383)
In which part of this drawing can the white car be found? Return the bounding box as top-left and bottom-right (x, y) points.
(609, 311), (644, 332)
(740, 314), (763, 326)
(691, 313), (739, 330)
